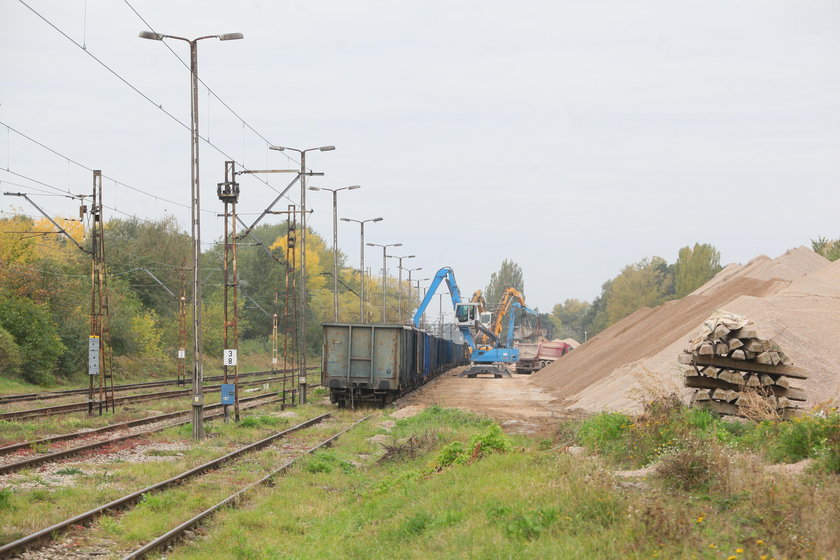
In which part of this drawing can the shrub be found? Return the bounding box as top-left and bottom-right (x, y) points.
(0, 326), (23, 378)
(433, 441), (467, 468)
(768, 413), (840, 464)
(0, 292), (66, 383)
(429, 424), (513, 470)
(655, 442), (717, 491)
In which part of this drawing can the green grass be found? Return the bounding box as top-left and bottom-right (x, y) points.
(0, 404), (331, 545)
(161, 405), (840, 560)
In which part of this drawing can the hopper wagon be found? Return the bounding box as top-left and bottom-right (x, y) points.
(322, 323), (467, 408)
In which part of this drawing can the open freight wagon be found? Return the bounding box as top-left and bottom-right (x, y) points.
(322, 323), (467, 408)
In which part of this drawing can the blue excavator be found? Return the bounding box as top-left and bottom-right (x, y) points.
(412, 267), (536, 378)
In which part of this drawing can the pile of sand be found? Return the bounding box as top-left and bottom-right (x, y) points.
(532, 246), (839, 414)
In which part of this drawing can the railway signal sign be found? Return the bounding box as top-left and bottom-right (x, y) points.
(88, 336), (100, 376)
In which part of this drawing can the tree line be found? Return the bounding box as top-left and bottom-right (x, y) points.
(0, 215), (410, 385)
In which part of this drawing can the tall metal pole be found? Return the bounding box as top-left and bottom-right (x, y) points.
(331, 189), (338, 321)
(341, 217), (381, 323)
(359, 223), (365, 322)
(189, 40), (205, 440)
(381, 247), (387, 322)
(298, 151), (307, 403)
(140, 31), (243, 438)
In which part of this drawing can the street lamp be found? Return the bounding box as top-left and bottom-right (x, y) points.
(387, 254), (415, 323)
(366, 242), (402, 323)
(405, 266), (423, 323)
(139, 29), (243, 441)
(269, 144), (334, 403)
(340, 216), (382, 322)
(309, 185), (360, 321)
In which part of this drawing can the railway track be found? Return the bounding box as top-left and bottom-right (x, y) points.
(0, 367), (316, 405)
(0, 392), (288, 475)
(122, 414), (370, 559)
(0, 373), (308, 422)
(0, 411), (355, 559)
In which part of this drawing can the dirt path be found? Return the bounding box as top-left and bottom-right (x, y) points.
(395, 366), (581, 437)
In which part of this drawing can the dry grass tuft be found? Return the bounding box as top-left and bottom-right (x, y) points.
(737, 389), (781, 423)
(629, 363), (683, 407)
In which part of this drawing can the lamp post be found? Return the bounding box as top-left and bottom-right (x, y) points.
(366, 242), (402, 323)
(309, 185), (360, 321)
(269, 145), (334, 404)
(340, 217), (382, 322)
(387, 254), (415, 323)
(405, 266), (423, 322)
(139, 29), (243, 441)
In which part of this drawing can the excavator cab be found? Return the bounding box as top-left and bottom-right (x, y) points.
(455, 302), (479, 327)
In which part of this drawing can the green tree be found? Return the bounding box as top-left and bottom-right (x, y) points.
(606, 257), (673, 325)
(0, 291), (66, 383)
(812, 237), (840, 262)
(485, 259), (525, 308)
(674, 243), (722, 297)
(550, 299), (592, 341)
(0, 326), (23, 378)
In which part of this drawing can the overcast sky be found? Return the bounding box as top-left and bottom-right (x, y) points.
(1, 0), (838, 312)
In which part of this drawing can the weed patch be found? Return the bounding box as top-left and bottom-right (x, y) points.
(54, 467), (84, 476)
(377, 432), (439, 464)
(655, 441), (718, 491)
(305, 450), (355, 474)
(239, 415), (287, 429)
(0, 488), (15, 511)
(429, 424), (512, 470)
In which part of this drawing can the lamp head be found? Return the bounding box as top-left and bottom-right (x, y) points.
(340, 218), (351, 222)
(347, 185), (361, 190)
(139, 31), (164, 40)
(307, 186), (321, 191)
(372, 217), (383, 222)
(269, 145), (285, 151)
(319, 146), (336, 152)
(218, 33), (244, 41)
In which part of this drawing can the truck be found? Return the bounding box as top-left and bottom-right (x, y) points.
(515, 339), (573, 374)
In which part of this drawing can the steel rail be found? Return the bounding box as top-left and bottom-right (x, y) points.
(122, 414), (371, 559)
(0, 411), (333, 559)
(0, 373), (309, 421)
(0, 392), (276, 457)
(0, 367), (318, 405)
(0, 395), (289, 475)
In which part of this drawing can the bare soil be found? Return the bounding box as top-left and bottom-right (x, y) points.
(395, 366), (583, 437)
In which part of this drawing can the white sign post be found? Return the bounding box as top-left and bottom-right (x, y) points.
(223, 349), (237, 367)
(88, 336), (100, 376)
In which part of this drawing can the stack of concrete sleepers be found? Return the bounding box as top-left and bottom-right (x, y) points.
(678, 311), (807, 418)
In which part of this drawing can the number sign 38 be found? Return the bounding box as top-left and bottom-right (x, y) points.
(223, 349), (237, 366)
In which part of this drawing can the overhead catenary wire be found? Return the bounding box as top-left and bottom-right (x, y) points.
(0, 120), (210, 216)
(120, 0), (306, 172)
(15, 0), (301, 207)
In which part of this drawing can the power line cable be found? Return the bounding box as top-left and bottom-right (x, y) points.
(15, 0), (299, 205)
(121, 0), (303, 170)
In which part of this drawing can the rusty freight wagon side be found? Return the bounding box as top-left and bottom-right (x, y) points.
(322, 323), (466, 408)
